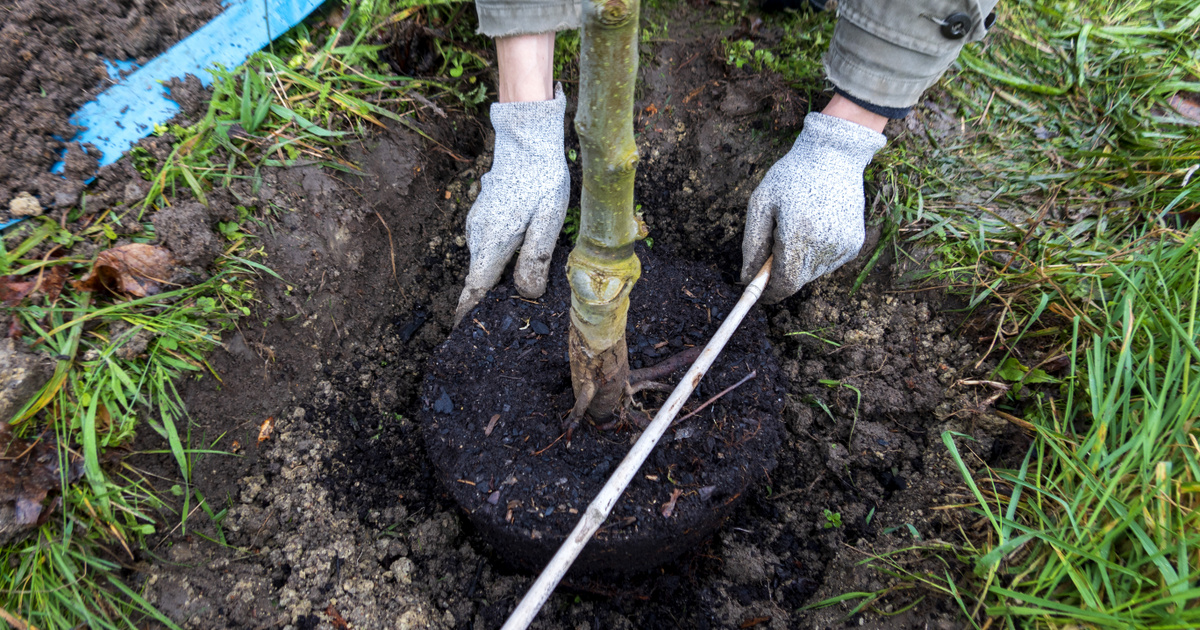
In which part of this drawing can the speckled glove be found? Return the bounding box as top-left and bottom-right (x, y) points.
(741, 112), (887, 303)
(454, 84), (570, 326)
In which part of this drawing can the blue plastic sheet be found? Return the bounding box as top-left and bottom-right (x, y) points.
(2, 0), (323, 232)
(71, 0), (324, 167)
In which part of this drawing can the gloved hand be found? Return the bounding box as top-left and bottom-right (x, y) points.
(741, 112), (887, 303)
(454, 84), (570, 326)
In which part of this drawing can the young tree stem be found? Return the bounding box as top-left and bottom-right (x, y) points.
(565, 0), (644, 420)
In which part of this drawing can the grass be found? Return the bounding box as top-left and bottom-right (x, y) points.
(1, 0), (489, 627)
(736, 0), (1200, 626)
(890, 5), (1200, 624)
(939, 226), (1200, 628)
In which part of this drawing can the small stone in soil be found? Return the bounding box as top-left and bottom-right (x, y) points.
(434, 391), (453, 414)
(530, 320), (550, 335)
(397, 310), (427, 342)
(8, 191), (42, 216)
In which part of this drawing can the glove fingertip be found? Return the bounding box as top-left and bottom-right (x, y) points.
(453, 287), (482, 328)
(739, 258), (761, 285)
(513, 254), (551, 299)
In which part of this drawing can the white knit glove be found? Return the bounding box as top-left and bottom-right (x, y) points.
(741, 112), (887, 303)
(454, 84), (570, 326)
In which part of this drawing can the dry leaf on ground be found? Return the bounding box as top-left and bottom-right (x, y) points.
(0, 422), (84, 545)
(660, 488), (683, 518)
(258, 416), (275, 443)
(325, 605), (349, 630)
(40, 265), (70, 302)
(1168, 92), (1200, 123)
(0, 265), (71, 307)
(0, 277), (37, 306)
(73, 244), (174, 297)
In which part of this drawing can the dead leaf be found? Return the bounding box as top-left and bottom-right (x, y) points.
(94, 405), (112, 433)
(73, 244), (174, 297)
(0, 265), (71, 308)
(1169, 92), (1200, 124)
(0, 277), (37, 306)
(484, 413), (500, 436)
(257, 416), (275, 443)
(739, 616), (772, 628)
(660, 488), (683, 518)
(325, 605), (349, 630)
(1, 422), (84, 546)
(40, 265), (69, 303)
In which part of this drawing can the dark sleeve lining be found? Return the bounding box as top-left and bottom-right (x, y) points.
(833, 87), (912, 120)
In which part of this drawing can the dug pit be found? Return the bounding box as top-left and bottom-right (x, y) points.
(422, 245), (784, 575)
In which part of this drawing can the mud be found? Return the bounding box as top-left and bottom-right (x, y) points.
(424, 245), (784, 575)
(0, 0), (222, 206)
(1, 3), (1031, 628)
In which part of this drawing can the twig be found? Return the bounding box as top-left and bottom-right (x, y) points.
(0, 606), (36, 630)
(673, 370), (757, 424)
(409, 91), (446, 118)
(375, 212), (396, 278)
(533, 430), (566, 456)
(768, 471), (826, 501)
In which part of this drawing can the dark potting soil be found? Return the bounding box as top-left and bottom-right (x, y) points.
(422, 245), (785, 574)
(0, 0), (222, 206)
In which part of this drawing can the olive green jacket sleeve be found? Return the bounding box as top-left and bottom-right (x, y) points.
(475, 0), (580, 38)
(824, 0), (1000, 109)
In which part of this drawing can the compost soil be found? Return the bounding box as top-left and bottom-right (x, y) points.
(0, 0), (223, 206)
(4, 4), (1032, 629)
(423, 245), (785, 575)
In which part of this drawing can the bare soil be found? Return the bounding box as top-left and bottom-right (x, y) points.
(0, 0), (223, 207)
(3, 4), (1032, 629)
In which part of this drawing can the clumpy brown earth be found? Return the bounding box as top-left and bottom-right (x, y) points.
(423, 245), (785, 575)
(3, 5), (1031, 629)
(0, 0), (223, 205)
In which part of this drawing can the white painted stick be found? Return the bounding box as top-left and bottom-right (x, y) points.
(500, 257), (773, 630)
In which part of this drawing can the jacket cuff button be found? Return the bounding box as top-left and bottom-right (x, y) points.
(940, 13), (972, 39)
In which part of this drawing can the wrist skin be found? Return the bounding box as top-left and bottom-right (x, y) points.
(496, 33), (555, 103)
(820, 93), (888, 134)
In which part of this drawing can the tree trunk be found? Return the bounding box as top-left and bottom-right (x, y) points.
(566, 0), (643, 424)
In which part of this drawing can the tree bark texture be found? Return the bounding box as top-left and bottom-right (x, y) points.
(566, 0), (643, 420)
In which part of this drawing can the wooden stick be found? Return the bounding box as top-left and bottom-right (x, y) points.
(673, 369), (756, 424)
(500, 256), (772, 630)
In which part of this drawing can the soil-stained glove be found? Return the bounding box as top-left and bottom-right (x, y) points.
(741, 112), (886, 303)
(454, 84), (570, 326)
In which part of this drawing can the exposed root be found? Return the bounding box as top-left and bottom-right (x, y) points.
(628, 346), (701, 384)
(625, 380), (673, 396)
(596, 406), (651, 431)
(569, 342), (701, 437)
(564, 379), (597, 442)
